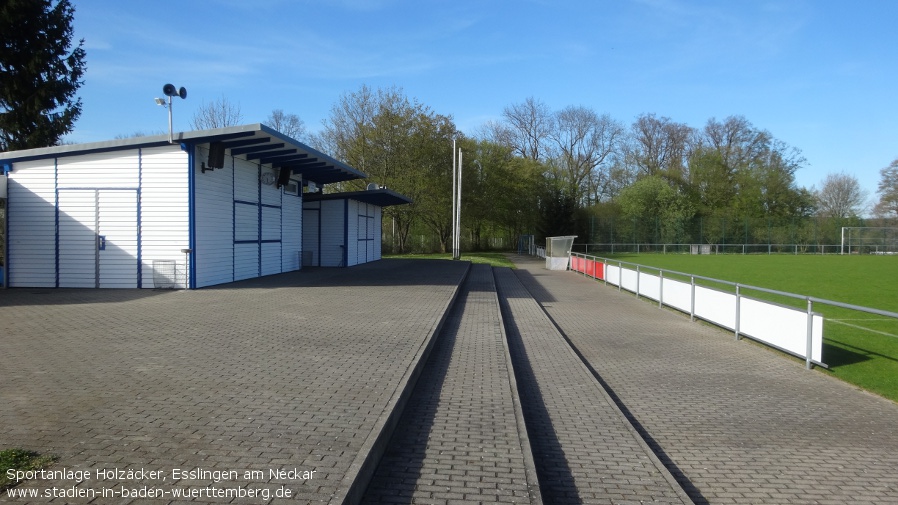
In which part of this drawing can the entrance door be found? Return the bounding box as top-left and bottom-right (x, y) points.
(58, 189), (138, 288)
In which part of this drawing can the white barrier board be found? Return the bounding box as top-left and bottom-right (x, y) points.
(620, 268), (638, 292)
(662, 277), (692, 313)
(572, 259), (824, 363)
(606, 264), (621, 286)
(694, 285), (737, 330)
(638, 271), (661, 301)
(740, 297), (823, 362)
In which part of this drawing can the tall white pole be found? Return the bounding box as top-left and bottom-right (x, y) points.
(451, 139), (457, 259)
(456, 149), (462, 260)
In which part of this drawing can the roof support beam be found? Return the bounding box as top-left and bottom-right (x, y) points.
(230, 142), (285, 156)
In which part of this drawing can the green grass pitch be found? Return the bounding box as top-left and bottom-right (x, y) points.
(598, 253), (898, 403)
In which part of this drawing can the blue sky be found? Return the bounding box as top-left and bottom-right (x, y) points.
(69, 0), (897, 201)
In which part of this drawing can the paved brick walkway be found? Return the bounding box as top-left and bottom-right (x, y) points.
(511, 254), (898, 505)
(361, 264), (540, 505)
(0, 259), (467, 505)
(494, 267), (691, 505)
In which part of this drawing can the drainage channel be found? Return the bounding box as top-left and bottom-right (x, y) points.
(360, 264), (541, 504)
(494, 266), (693, 504)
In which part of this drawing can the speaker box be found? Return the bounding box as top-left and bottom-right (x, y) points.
(207, 142), (225, 169)
(277, 167), (292, 188)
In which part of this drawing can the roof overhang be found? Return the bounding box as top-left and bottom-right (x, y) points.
(0, 123), (367, 185)
(304, 188), (413, 207)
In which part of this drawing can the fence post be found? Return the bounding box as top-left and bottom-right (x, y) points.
(659, 270), (664, 308)
(806, 298), (814, 370)
(735, 284), (741, 340)
(636, 265), (640, 299)
(690, 276), (695, 321)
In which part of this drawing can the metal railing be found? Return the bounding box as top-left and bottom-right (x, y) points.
(570, 252), (898, 369)
(573, 243), (848, 255)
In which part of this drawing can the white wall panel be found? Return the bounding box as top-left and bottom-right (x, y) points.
(662, 277), (692, 313)
(8, 160), (57, 287)
(261, 205), (281, 241)
(261, 242), (281, 276)
(638, 271), (661, 301)
(234, 158), (258, 203)
(140, 146), (188, 289)
(320, 200), (345, 267)
(346, 200), (358, 266)
(57, 151), (139, 188)
(373, 206), (382, 260)
(98, 190), (138, 288)
(620, 267), (638, 292)
(282, 184), (302, 272)
(195, 153), (234, 288)
(234, 243), (258, 280)
(740, 298), (823, 362)
(605, 264), (621, 286)
(58, 190), (97, 288)
(302, 203), (320, 267)
(235, 203), (258, 241)
(694, 286), (737, 330)
(260, 168), (280, 206)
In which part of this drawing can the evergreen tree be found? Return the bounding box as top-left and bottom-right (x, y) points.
(0, 0), (86, 151)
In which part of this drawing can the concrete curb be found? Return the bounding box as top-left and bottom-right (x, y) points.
(330, 262), (472, 505)
(511, 268), (695, 505)
(491, 267), (544, 505)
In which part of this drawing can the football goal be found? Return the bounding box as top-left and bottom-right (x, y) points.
(841, 227), (898, 255)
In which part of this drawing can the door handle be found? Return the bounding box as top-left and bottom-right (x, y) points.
(98, 235), (106, 251)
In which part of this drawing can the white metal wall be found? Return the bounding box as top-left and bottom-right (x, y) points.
(302, 201), (320, 267)
(7, 159), (56, 287)
(355, 201), (376, 265)
(195, 145), (234, 288)
(195, 149), (302, 288)
(282, 180), (302, 272)
(8, 151), (150, 288)
(319, 199), (345, 267)
(140, 146), (189, 289)
(301, 198), (384, 268)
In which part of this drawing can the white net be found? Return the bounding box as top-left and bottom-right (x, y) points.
(841, 227), (898, 254)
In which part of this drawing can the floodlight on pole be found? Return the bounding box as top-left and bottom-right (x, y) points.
(154, 83), (187, 143)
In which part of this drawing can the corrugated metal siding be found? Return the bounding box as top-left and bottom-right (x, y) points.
(374, 206), (382, 260)
(234, 158), (258, 203)
(8, 160), (57, 287)
(57, 190), (96, 288)
(319, 199), (345, 267)
(97, 190), (138, 288)
(355, 201), (376, 265)
(282, 179), (302, 272)
(302, 201), (320, 267)
(235, 203), (258, 241)
(57, 151), (139, 188)
(261, 242), (281, 276)
(346, 199), (358, 267)
(140, 147), (189, 288)
(234, 243), (258, 280)
(195, 147), (234, 288)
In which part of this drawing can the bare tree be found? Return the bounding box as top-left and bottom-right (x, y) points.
(502, 97), (554, 161)
(630, 113), (693, 179)
(874, 158), (898, 217)
(190, 96), (243, 130)
(816, 172), (868, 218)
(550, 106), (624, 205)
(266, 109), (306, 141)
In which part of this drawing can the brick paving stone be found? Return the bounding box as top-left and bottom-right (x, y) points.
(493, 267), (690, 505)
(0, 259), (467, 504)
(510, 254), (898, 505)
(361, 264), (539, 505)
